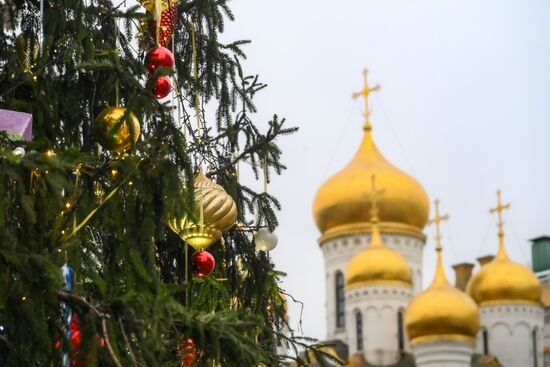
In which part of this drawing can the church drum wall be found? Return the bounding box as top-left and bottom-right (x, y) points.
(345, 284), (412, 365)
(321, 231), (425, 341)
(476, 303), (544, 367)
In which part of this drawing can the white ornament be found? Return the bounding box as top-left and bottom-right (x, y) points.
(12, 147), (26, 157)
(254, 228), (278, 252)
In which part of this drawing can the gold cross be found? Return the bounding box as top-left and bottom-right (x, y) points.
(352, 69), (381, 127)
(490, 190), (511, 236)
(428, 199), (449, 251)
(367, 174), (385, 219)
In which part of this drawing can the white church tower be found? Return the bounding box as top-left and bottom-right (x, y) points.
(405, 200), (480, 367)
(312, 70), (430, 344)
(344, 176), (413, 365)
(467, 191), (544, 367)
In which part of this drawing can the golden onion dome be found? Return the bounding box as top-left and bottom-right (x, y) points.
(467, 233), (541, 306)
(405, 246), (480, 344)
(346, 218), (412, 288)
(312, 123), (429, 238)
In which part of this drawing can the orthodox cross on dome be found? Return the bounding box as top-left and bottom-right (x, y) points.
(367, 174), (385, 220)
(428, 199), (449, 252)
(490, 190), (511, 239)
(352, 69), (381, 129)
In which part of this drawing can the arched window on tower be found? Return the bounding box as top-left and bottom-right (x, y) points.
(356, 311), (363, 351)
(482, 328), (489, 355)
(397, 309), (405, 351)
(335, 271), (345, 329)
(533, 327), (538, 367)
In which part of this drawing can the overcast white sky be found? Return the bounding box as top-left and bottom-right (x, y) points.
(219, 0), (550, 341)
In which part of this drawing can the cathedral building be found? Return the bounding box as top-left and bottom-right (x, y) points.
(309, 71), (547, 367)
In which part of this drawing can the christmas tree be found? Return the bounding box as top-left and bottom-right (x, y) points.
(0, 0), (337, 365)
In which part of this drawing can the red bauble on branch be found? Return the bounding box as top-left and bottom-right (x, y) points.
(148, 6), (178, 47)
(178, 338), (198, 367)
(191, 250), (215, 277)
(151, 76), (172, 99)
(145, 47), (175, 73)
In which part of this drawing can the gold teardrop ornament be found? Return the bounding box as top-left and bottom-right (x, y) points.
(168, 172), (237, 251)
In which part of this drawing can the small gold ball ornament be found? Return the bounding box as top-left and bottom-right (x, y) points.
(168, 171), (237, 251)
(94, 106), (141, 153)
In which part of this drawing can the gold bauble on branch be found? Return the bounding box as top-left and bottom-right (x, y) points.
(168, 171), (237, 251)
(93, 106), (141, 153)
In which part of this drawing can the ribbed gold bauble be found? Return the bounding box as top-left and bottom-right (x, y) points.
(93, 106), (140, 153)
(168, 172), (237, 251)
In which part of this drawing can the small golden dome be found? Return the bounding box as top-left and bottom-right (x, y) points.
(346, 219), (412, 288)
(467, 234), (541, 306)
(347, 353), (367, 367)
(405, 247), (480, 344)
(312, 124), (429, 237)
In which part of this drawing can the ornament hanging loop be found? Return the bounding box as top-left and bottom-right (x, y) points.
(114, 19), (120, 105)
(154, 0), (162, 45)
(263, 153), (268, 195)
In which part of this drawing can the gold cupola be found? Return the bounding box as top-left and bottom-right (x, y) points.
(405, 200), (480, 344)
(346, 176), (412, 289)
(467, 191), (541, 306)
(312, 70), (429, 242)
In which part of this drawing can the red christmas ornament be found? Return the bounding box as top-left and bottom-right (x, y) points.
(148, 6), (178, 47)
(191, 250), (215, 277)
(145, 46), (175, 73)
(70, 313), (82, 351)
(152, 76), (172, 99)
(178, 338), (197, 367)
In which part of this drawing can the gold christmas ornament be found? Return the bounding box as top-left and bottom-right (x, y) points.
(138, 0), (178, 16)
(254, 228), (278, 252)
(168, 171), (237, 251)
(16, 32), (39, 73)
(93, 106), (141, 153)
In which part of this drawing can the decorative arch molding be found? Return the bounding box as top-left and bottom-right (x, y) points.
(489, 321), (513, 335)
(512, 321), (533, 334)
(380, 304), (394, 313)
(364, 306), (378, 320)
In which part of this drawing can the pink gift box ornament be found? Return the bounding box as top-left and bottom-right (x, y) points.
(0, 108), (33, 141)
